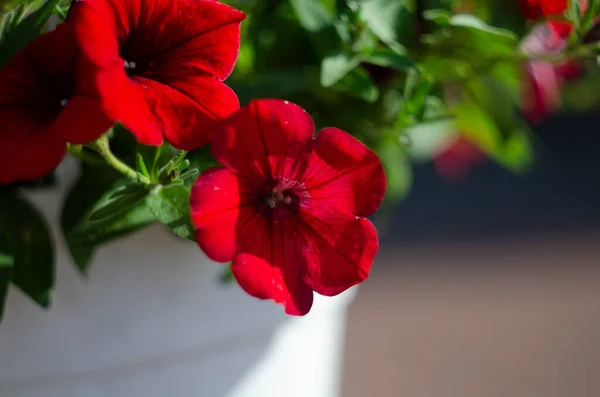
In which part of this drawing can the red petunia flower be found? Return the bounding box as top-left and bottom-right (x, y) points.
(519, 0), (587, 20)
(433, 135), (486, 182)
(67, 0), (245, 149)
(520, 21), (583, 123)
(0, 25), (112, 184)
(189, 99), (386, 315)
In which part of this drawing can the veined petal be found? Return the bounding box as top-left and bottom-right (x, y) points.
(67, 0), (244, 149)
(0, 116), (65, 184)
(302, 127), (386, 217)
(0, 26), (106, 183)
(296, 207), (378, 297)
(191, 166), (242, 262)
(211, 99), (315, 179)
(232, 253), (314, 316)
(231, 205), (314, 315)
(143, 75), (240, 150)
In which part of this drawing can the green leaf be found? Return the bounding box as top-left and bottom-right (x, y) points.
(147, 184), (194, 240)
(422, 8), (451, 25)
(136, 153), (149, 177)
(135, 142), (180, 182)
(358, 47), (415, 71)
(289, 0), (335, 32)
(320, 51), (360, 87)
(229, 70), (312, 105)
(0, 0), (61, 68)
(62, 165), (154, 274)
(332, 67), (379, 102)
(446, 14), (516, 39)
(479, 0), (527, 37)
(454, 100), (533, 173)
(0, 193), (54, 308)
(404, 73), (433, 117)
(67, 202), (155, 269)
(0, 252), (14, 268)
(583, 0), (600, 32)
(61, 165), (119, 271)
(288, 0), (347, 56)
(359, 0), (416, 52)
(422, 11), (517, 73)
(566, 0), (582, 30)
(88, 184), (148, 222)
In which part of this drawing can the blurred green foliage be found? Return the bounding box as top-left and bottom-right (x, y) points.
(221, 0), (546, 204)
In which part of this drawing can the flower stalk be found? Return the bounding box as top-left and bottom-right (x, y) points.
(86, 135), (152, 186)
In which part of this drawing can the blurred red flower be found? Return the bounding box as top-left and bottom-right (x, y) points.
(519, 0), (587, 20)
(190, 99), (386, 315)
(433, 136), (486, 182)
(67, 0), (245, 149)
(520, 21), (583, 123)
(0, 26), (112, 184)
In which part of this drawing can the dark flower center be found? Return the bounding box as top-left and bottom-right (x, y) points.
(265, 187), (296, 209)
(123, 59), (144, 77)
(255, 177), (309, 221)
(46, 87), (73, 120)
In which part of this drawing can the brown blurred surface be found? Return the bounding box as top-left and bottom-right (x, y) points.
(342, 231), (600, 397)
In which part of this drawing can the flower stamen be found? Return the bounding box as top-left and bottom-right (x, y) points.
(265, 186), (295, 209)
(124, 60), (137, 70)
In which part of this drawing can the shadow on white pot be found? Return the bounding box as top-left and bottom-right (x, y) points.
(0, 161), (358, 397)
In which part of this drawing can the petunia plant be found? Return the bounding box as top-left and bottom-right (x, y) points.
(0, 0), (599, 321)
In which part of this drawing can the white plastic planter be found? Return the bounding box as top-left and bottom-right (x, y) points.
(0, 162), (357, 397)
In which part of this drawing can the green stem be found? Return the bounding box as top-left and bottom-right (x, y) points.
(87, 136), (152, 186)
(67, 144), (105, 165)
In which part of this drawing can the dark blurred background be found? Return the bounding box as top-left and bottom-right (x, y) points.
(386, 114), (600, 242)
(343, 114), (600, 397)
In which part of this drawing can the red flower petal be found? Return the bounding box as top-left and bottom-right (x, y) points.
(519, 0), (586, 19)
(297, 209), (378, 297)
(0, 26), (111, 183)
(90, 67), (164, 145)
(211, 99), (315, 179)
(433, 136), (486, 181)
(53, 94), (115, 144)
(233, 253), (314, 316)
(193, 99), (385, 315)
(228, 196), (314, 315)
(520, 21), (577, 123)
(302, 127), (386, 218)
(68, 0), (245, 149)
(231, 208), (315, 315)
(522, 62), (562, 123)
(191, 166), (243, 262)
(0, 117), (66, 184)
(143, 75), (240, 150)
